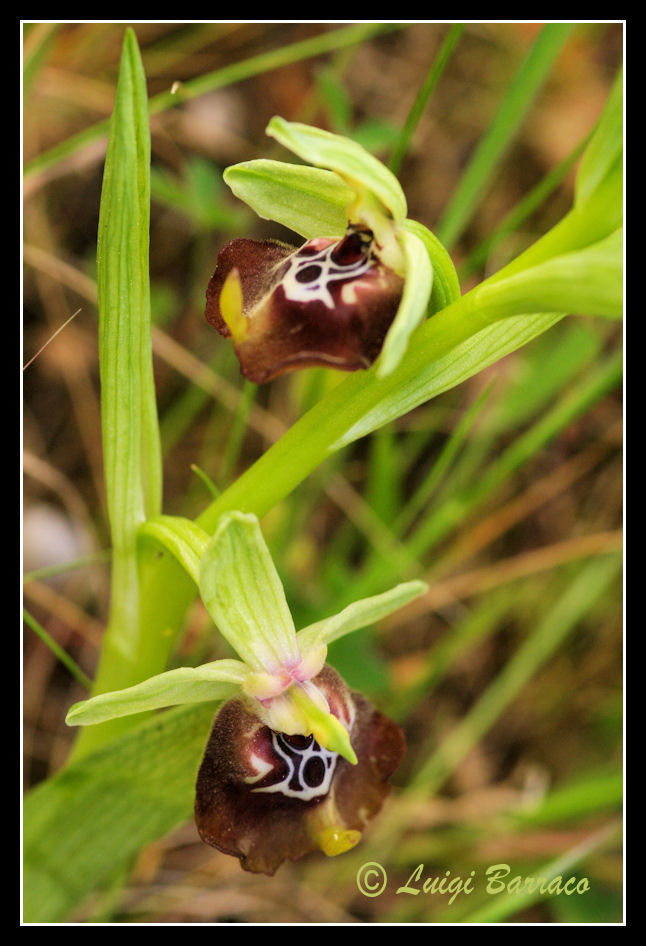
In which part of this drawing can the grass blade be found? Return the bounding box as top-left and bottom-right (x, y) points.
(437, 24), (574, 249)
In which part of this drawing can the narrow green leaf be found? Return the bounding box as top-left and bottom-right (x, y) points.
(512, 768), (622, 826)
(297, 580), (428, 653)
(198, 309), (564, 533)
(460, 132), (591, 279)
(460, 822), (620, 923)
(23, 609), (92, 689)
(576, 67), (623, 210)
(328, 313), (564, 452)
(224, 160), (353, 239)
(476, 227), (623, 320)
(23, 23), (58, 98)
(199, 512), (299, 672)
(73, 28), (163, 759)
(388, 23), (464, 175)
(410, 554), (621, 794)
(97, 28), (161, 539)
(66, 661), (243, 726)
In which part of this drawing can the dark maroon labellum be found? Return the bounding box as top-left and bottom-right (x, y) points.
(194, 666), (406, 875)
(205, 225), (404, 383)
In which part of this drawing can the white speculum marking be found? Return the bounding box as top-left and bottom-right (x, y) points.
(252, 732), (338, 801)
(281, 242), (374, 310)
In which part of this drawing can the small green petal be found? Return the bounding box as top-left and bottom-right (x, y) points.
(266, 116), (407, 224)
(297, 580), (428, 654)
(65, 660), (246, 726)
(199, 512), (300, 673)
(289, 684), (357, 765)
(224, 160), (353, 239)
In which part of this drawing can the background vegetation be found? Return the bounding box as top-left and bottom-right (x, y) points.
(23, 22), (623, 923)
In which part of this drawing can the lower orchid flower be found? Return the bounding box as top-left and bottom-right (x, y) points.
(206, 117), (460, 383)
(66, 511), (427, 874)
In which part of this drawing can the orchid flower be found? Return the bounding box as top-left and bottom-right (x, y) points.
(67, 511), (427, 874)
(205, 117), (460, 382)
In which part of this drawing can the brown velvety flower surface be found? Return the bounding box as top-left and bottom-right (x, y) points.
(195, 666), (406, 875)
(205, 225), (405, 383)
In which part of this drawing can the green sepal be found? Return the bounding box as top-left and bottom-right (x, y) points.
(138, 515), (210, 585)
(377, 228), (433, 377)
(223, 159), (353, 239)
(65, 660), (245, 726)
(266, 116), (407, 224)
(401, 218), (461, 313)
(199, 511), (300, 673)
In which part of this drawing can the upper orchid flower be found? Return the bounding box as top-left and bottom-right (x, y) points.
(67, 511), (426, 874)
(205, 118), (460, 383)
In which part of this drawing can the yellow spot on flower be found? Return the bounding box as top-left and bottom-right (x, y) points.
(219, 267), (247, 341)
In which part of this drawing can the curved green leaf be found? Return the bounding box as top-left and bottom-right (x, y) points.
(476, 227), (623, 321)
(576, 67), (623, 210)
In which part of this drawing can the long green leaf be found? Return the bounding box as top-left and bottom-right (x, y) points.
(73, 27), (162, 759)
(23, 702), (218, 923)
